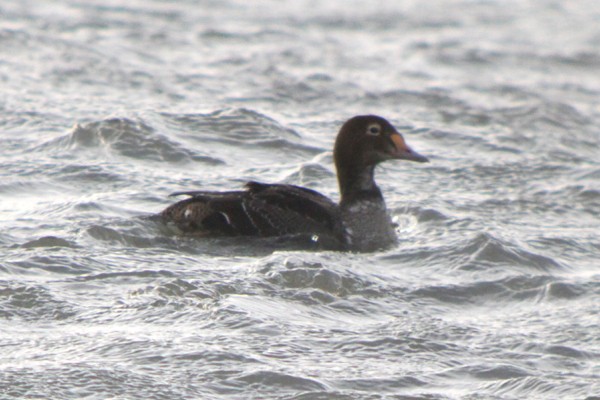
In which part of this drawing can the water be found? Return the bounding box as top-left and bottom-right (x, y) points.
(1, 0), (599, 398)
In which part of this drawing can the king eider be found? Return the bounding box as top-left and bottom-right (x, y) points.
(160, 115), (429, 251)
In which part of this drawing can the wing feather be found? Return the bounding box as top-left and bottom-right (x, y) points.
(161, 182), (344, 243)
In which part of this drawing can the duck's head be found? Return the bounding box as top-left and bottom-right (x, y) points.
(334, 115), (429, 170)
(333, 115), (428, 201)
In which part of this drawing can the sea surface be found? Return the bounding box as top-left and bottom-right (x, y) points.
(1, 0), (599, 399)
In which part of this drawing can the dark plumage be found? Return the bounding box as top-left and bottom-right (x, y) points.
(160, 115), (428, 251)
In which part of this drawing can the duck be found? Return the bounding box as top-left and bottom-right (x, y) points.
(160, 115), (429, 251)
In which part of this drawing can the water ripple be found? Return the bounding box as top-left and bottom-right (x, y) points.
(0, 282), (76, 321)
(1, 0), (599, 399)
(37, 118), (223, 165)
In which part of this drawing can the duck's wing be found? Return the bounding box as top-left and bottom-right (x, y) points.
(160, 181), (344, 241)
(243, 181), (342, 237)
(168, 190), (235, 198)
(161, 190), (249, 235)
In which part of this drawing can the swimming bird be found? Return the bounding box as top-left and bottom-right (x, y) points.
(160, 115), (428, 251)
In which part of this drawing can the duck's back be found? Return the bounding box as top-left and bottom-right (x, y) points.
(161, 181), (345, 245)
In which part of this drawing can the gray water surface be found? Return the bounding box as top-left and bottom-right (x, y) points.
(1, 1), (599, 399)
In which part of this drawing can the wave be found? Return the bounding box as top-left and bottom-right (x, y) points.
(157, 108), (322, 154)
(36, 117), (224, 165)
(0, 281), (77, 321)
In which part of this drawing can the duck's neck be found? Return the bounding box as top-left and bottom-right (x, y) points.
(337, 164), (384, 206)
(336, 165), (396, 251)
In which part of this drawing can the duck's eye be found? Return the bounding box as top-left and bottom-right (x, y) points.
(367, 124), (381, 136)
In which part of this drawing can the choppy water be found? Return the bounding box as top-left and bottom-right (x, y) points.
(1, 0), (599, 399)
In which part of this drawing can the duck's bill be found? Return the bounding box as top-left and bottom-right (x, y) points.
(399, 147), (429, 163)
(390, 133), (429, 163)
